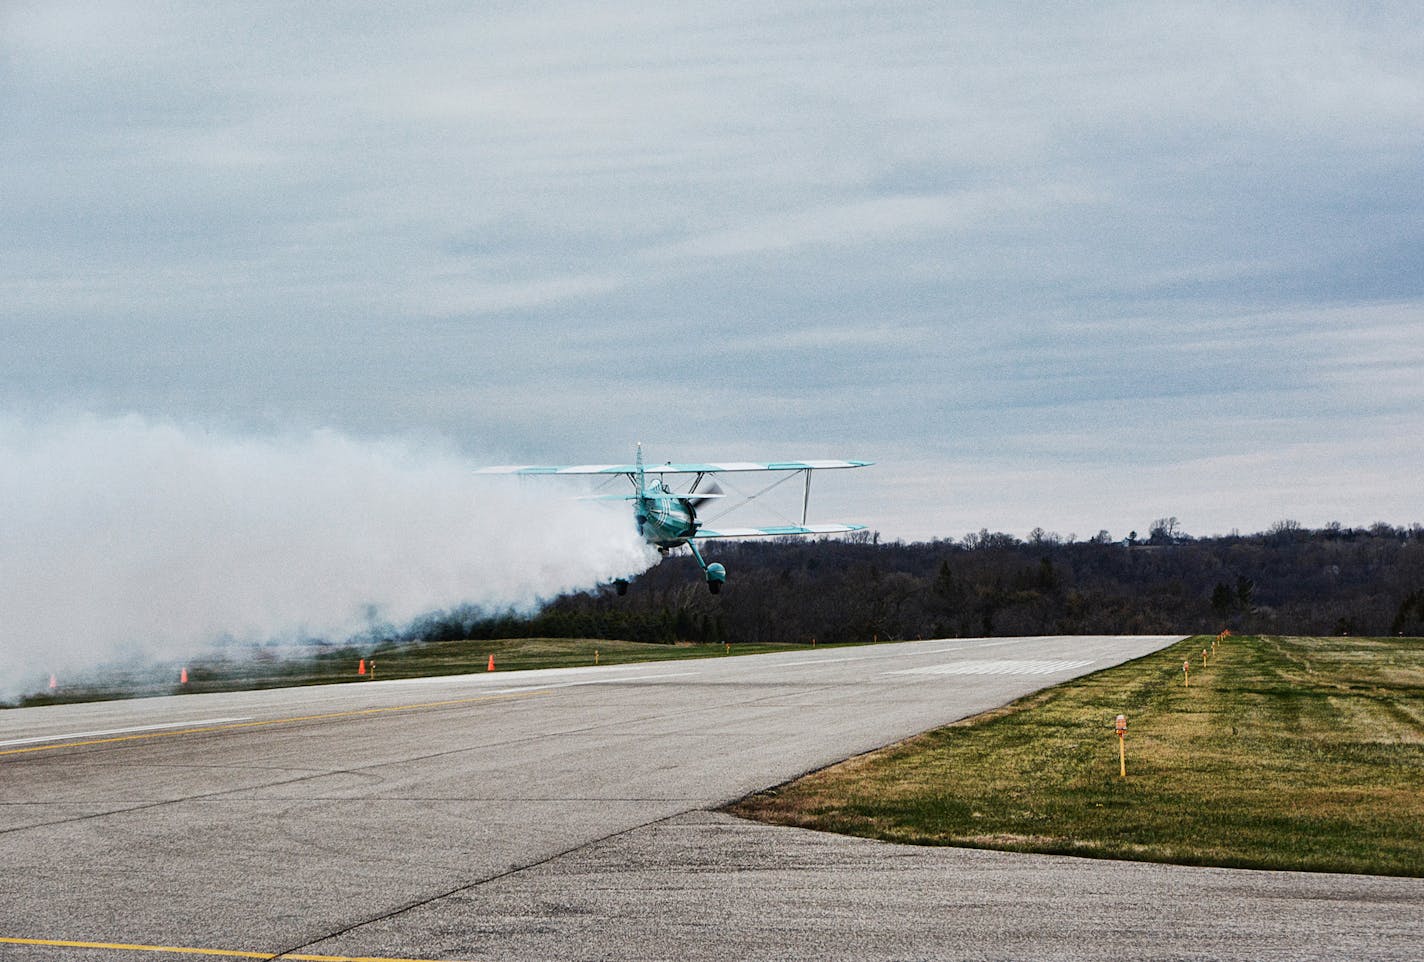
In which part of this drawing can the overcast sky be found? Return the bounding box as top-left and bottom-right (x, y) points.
(4, 1), (1422, 541)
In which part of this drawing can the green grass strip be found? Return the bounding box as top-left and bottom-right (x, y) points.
(730, 635), (1424, 877)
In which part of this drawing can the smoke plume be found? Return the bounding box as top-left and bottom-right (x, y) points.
(1, 413), (657, 698)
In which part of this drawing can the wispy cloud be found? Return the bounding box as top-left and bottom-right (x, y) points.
(2, 2), (1422, 539)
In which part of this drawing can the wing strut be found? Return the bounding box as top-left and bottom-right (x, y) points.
(802, 469), (811, 525)
(701, 469), (802, 526)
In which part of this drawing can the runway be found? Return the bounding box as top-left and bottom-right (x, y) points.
(2, 635), (1418, 960)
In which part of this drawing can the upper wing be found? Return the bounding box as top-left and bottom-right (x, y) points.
(475, 464), (633, 475)
(691, 523), (867, 539)
(477, 460), (872, 475)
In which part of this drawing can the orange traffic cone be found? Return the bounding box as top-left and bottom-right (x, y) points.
(49, 673), (57, 690)
(180, 667), (189, 684)
(358, 659), (366, 676)
(487, 653), (495, 671)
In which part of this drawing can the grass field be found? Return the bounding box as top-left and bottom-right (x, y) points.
(13, 636), (848, 707)
(730, 634), (1424, 876)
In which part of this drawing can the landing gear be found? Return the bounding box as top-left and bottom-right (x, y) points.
(688, 541), (727, 594)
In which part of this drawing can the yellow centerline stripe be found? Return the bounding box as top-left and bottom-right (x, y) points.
(0, 690), (546, 758)
(0, 936), (478, 961)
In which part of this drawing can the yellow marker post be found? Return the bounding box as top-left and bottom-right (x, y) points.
(595, 649), (599, 665)
(1115, 714), (1127, 777)
(1183, 659), (1190, 687)
(1202, 648), (1208, 666)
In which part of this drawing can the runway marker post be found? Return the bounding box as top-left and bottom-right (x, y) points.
(1183, 659), (1190, 687)
(487, 653), (495, 671)
(358, 659), (366, 676)
(1202, 648), (1209, 666)
(1115, 714), (1127, 777)
(180, 667), (188, 685)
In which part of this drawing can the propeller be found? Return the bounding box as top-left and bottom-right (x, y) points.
(686, 477), (724, 511)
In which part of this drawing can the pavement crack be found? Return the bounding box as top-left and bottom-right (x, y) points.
(0, 766), (370, 837)
(267, 809), (696, 960)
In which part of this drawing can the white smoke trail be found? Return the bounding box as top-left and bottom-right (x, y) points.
(0, 413), (658, 698)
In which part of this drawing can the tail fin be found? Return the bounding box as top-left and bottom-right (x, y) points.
(632, 443), (649, 537)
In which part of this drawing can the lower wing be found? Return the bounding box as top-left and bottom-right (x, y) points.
(691, 524), (866, 539)
(477, 460), (872, 475)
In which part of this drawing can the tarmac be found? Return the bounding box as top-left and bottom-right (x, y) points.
(3, 635), (1419, 960)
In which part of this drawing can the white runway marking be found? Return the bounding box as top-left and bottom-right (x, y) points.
(888, 659), (1096, 677)
(0, 717), (253, 748)
(388, 663), (658, 685)
(769, 640), (1042, 668)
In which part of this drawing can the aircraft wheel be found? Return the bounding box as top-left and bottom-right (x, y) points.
(615, 579), (629, 596)
(708, 581), (721, 595)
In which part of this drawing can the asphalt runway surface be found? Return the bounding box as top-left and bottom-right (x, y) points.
(3, 635), (1420, 960)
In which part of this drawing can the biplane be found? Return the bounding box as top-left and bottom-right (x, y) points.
(477, 445), (872, 593)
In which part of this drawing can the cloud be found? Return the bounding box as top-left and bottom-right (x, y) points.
(1, 2), (1421, 543)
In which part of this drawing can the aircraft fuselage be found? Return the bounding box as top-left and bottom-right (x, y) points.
(634, 482), (698, 548)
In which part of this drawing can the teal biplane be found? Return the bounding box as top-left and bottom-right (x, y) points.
(478, 445), (872, 593)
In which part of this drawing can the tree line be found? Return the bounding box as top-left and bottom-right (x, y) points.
(404, 520), (1424, 646)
